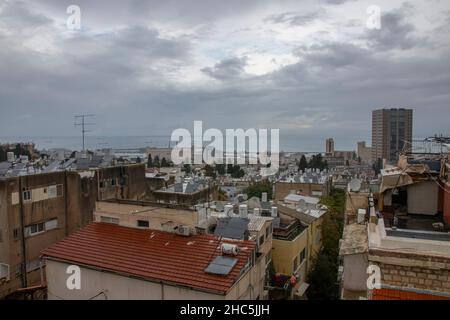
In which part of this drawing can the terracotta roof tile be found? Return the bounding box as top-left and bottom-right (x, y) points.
(41, 223), (256, 295)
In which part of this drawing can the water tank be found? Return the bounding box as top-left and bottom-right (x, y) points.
(224, 204), (234, 216)
(6, 152), (14, 163)
(253, 208), (260, 216)
(239, 204), (248, 218)
(271, 207), (278, 217)
(262, 192), (268, 202)
(221, 243), (239, 256)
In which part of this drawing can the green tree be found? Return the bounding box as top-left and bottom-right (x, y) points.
(153, 155), (160, 168)
(306, 252), (339, 300)
(183, 164), (191, 174)
(147, 154), (153, 167)
(308, 153), (328, 170)
(244, 180), (273, 200)
(307, 188), (345, 300)
(298, 154), (308, 172)
(204, 164), (216, 178)
(216, 164), (226, 175)
(161, 157), (169, 167)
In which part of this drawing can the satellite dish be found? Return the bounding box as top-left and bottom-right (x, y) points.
(348, 179), (362, 192)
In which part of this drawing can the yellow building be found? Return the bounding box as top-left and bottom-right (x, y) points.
(271, 204), (327, 299)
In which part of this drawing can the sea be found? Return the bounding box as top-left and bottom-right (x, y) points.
(0, 133), (356, 153)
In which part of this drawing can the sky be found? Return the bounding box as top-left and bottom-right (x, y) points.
(0, 0), (449, 151)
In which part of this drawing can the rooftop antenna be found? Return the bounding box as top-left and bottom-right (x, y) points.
(74, 114), (95, 151)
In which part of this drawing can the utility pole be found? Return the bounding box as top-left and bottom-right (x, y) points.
(74, 114), (95, 151)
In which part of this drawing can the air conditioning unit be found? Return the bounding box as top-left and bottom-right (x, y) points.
(177, 225), (192, 236)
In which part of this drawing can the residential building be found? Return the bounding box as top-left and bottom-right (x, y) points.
(357, 141), (372, 164)
(275, 170), (332, 201)
(325, 138), (335, 155)
(340, 154), (450, 300)
(0, 164), (146, 298)
(372, 108), (413, 163)
(42, 222), (261, 300)
(149, 178), (218, 205)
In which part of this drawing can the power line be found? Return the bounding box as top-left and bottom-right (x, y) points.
(74, 114), (95, 151)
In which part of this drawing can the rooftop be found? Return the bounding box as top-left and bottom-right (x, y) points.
(42, 222), (256, 295)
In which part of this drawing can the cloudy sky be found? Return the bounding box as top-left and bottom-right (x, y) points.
(0, 0), (449, 151)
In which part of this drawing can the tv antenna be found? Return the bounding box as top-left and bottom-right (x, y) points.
(74, 114), (95, 151)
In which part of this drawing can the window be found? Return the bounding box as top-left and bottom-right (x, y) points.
(100, 216), (119, 224)
(137, 220), (149, 228)
(0, 229), (2, 243)
(99, 181), (105, 189)
(47, 185), (57, 198)
(24, 222), (45, 237)
(293, 257), (298, 272)
(111, 178), (116, 186)
(0, 263), (10, 281)
(299, 249), (306, 264)
(259, 235), (264, 246)
(56, 184), (63, 197)
(22, 189), (31, 201)
(45, 219), (58, 231)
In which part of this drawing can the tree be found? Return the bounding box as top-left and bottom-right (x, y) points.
(204, 164), (216, 178)
(298, 155), (308, 172)
(161, 157), (169, 167)
(216, 164), (226, 175)
(244, 180), (273, 200)
(136, 156), (142, 163)
(308, 153), (328, 170)
(307, 188), (345, 300)
(153, 155), (160, 168)
(147, 154), (153, 167)
(306, 252), (339, 300)
(183, 164), (191, 174)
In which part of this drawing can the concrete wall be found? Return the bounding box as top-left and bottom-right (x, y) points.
(407, 181), (439, 215)
(45, 259), (263, 300)
(342, 253), (369, 292)
(443, 183), (450, 226)
(94, 201), (198, 230)
(272, 229), (307, 278)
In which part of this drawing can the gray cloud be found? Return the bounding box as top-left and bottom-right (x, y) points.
(0, 0), (449, 151)
(264, 9), (326, 27)
(366, 3), (427, 50)
(201, 57), (248, 80)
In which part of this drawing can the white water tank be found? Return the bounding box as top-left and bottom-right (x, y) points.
(221, 243), (239, 256)
(239, 204), (248, 218)
(271, 207), (278, 217)
(253, 208), (260, 216)
(6, 152), (14, 163)
(224, 204), (234, 216)
(262, 192), (268, 202)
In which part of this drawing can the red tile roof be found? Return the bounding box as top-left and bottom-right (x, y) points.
(373, 288), (450, 300)
(41, 222), (256, 295)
